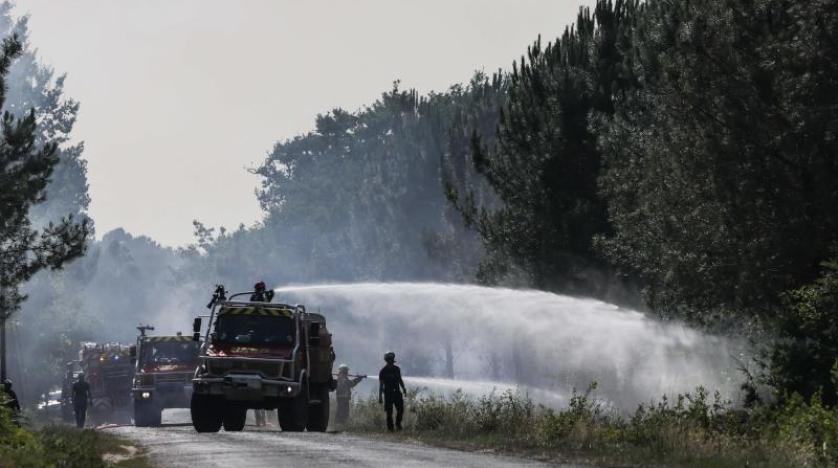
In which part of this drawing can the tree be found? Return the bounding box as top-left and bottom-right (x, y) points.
(449, 1), (639, 298)
(252, 79), (502, 284)
(0, 5), (90, 225)
(598, 0), (838, 325)
(770, 252), (838, 405)
(0, 33), (89, 379)
(0, 4), (94, 400)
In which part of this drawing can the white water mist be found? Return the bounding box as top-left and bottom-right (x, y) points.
(276, 282), (744, 410)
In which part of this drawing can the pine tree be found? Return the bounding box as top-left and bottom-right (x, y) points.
(0, 33), (89, 379)
(598, 0), (838, 325)
(449, 1), (639, 297)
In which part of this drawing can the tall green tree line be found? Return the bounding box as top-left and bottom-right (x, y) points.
(0, 27), (89, 381)
(453, 0), (838, 402)
(448, 1), (639, 300)
(0, 2), (92, 397)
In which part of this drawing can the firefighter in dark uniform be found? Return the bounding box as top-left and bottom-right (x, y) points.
(378, 351), (406, 431)
(250, 281), (274, 303)
(250, 280), (273, 426)
(2, 379), (21, 421)
(72, 373), (92, 428)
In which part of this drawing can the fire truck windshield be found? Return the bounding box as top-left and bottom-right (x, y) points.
(214, 314), (295, 346)
(143, 341), (200, 364)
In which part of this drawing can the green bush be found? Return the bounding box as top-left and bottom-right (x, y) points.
(0, 406), (142, 468)
(0, 406), (46, 468)
(772, 392), (838, 466)
(474, 390), (534, 436)
(539, 383), (605, 446)
(37, 426), (108, 468)
(770, 257), (838, 406)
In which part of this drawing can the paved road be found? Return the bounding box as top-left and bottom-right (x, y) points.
(107, 410), (577, 468)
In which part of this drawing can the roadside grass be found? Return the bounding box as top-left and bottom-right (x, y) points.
(344, 384), (838, 467)
(0, 407), (149, 468)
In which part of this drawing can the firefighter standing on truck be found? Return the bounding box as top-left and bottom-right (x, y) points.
(335, 364), (365, 429)
(72, 373), (92, 428)
(378, 351), (406, 431)
(250, 280), (273, 427)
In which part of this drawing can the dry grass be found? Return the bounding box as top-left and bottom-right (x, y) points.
(342, 384), (838, 467)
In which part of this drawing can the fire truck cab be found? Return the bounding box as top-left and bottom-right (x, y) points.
(190, 285), (335, 432)
(131, 327), (200, 427)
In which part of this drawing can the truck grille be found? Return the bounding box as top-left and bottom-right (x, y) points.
(156, 373), (190, 384)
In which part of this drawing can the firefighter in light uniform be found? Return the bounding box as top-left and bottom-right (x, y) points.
(378, 351), (406, 431)
(334, 364), (365, 429)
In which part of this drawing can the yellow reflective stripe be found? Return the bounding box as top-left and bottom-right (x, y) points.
(147, 336), (192, 342)
(218, 306), (293, 317)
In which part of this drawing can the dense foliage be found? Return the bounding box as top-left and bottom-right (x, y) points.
(0, 406), (145, 467)
(0, 26), (88, 332)
(598, 0), (838, 325)
(251, 78), (505, 284)
(448, 0), (838, 402)
(595, 0), (838, 398)
(449, 2), (637, 298)
(0, 4), (94, 403)
(770, 255), (838, 405)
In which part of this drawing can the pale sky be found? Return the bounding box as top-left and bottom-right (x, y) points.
(13, 0), (594, 247)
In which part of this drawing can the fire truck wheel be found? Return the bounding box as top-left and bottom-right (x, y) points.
(149, 406), (162, 426)
(222, 404), (247, 432)
(134, 400), (151, 427)
(191, 393), (222, 433)
(278, 381), (309, 432)
(306, 384), (330, 432)
(134, 400), (162, 427)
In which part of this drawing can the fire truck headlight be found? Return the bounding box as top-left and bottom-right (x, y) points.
(141, 392), (151, 399)
(286, 386), (293, 394)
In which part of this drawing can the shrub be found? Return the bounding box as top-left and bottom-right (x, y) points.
(0, 406), (46, 468)
(772, 392), (838, 465)
(345, 383), (838, 466)
(0, 406), (140, 468)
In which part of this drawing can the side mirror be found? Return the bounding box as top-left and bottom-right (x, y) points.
(129, 345), (136, 364)
(192, 317), (202, 342)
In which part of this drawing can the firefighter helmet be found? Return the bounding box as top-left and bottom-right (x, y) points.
(384, 351), (396, 362)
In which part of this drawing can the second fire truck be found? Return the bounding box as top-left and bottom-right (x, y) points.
(131, 326), (201, 426)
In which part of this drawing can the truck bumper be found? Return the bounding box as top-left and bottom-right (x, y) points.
(132, 384), (192, 409)
(192, 374), (301, 401)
